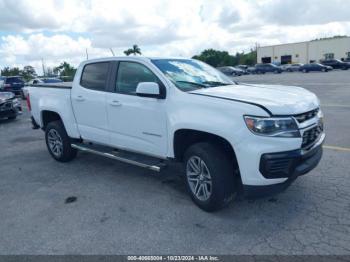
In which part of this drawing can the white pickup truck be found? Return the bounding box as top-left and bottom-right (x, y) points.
(28, 57), (325, 211)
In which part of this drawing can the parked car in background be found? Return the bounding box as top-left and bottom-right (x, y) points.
(247, 66), (257, 74)
(1, 76), (25, 96)
(280, 64), (290, 71)
(217, 66), (245, 76)
(23, 78), (64, 99)
(320, 59), (350, 70)
(236, 65), (248, 70)
(283, 63), (304, 72)
(0, 76), (4, 90)
(236, 65), (250, 74)
(255, 63), (283, 74)
(27, 78), (63, 85)
(0, 92), (22, 120)
(299, 63), (333, 73)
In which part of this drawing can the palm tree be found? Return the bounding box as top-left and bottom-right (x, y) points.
(53, 62), (77, 80)
(124, 44), (142, 56)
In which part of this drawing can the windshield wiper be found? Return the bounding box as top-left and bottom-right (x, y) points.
(175, 81), (207, 88)
(202, 81), (232, 86)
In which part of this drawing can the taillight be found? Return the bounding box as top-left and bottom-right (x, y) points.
(26, 93), (31, 111)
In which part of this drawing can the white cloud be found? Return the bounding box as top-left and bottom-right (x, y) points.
(0, 0), (350, 74)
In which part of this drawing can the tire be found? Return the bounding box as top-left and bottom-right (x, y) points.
(322, 68), (326, 72)
(8, 115), (17, 120)
(183, 142), (237, 212)
(302, 69), (308, 73)
(45, 120), (77, 162)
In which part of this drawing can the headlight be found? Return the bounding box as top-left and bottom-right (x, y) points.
(317, 109), (324, 129)
(12, 98), (20, 106)
(244, 116), (300, 137)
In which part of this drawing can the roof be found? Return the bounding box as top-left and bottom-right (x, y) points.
(80, 56), (191, 64)
(259, 36), (350, 49)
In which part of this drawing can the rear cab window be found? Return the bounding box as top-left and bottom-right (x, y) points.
(80, 62), (110, 91)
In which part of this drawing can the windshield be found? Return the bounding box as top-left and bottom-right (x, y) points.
(151, 59), (234, 92)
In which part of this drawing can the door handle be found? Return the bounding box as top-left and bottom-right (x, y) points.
(109, 100), (122, 107)
(75, 95), (85, 102)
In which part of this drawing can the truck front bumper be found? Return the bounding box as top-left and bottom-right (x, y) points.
(0, 108), (18, 119)
(243, 133), (324, 198)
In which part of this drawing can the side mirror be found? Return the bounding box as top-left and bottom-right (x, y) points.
(136, 82), (163, 99)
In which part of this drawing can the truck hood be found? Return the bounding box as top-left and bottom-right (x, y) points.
(0, 92), (15, 104)
(190, 83), (319, 115)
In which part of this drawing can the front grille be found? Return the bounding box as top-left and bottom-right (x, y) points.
(294, 108), (319, 123)
(302, 125), (323, 149)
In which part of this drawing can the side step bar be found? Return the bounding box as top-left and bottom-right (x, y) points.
(71, 143), (165, 172)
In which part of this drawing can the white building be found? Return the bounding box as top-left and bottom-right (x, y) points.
(257, 37), (350, 64)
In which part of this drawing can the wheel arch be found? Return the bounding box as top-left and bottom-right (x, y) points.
(173, 129), (240, 169)
(41, 110), (62, 130)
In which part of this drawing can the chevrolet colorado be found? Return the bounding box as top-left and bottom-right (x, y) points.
(28, 57), (325, 211)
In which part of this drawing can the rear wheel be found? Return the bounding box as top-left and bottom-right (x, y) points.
(184, 142), (237, 212)
(45, 120), (77, 162)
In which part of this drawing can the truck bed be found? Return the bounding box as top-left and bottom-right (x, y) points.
(32, 82), (72, 89)
(29, 81), (81, 139)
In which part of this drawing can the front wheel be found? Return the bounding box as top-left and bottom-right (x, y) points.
(184, 142), (237, 212)
(45, 120), (77, 162)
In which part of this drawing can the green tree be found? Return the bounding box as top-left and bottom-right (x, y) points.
(237, 49), (257, 66)
(124, 44), (142, 56)
(1, 67), (21, 76)
(54, 62), (77, 81)
(192, 49), (234, 67)
(192, 48), (257, 67)
(21, 65), (37, 81)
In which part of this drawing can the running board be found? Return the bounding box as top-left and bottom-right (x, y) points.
(71, 143), (166, 172)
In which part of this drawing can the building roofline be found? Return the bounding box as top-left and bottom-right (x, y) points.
(259, 36), (350, 49)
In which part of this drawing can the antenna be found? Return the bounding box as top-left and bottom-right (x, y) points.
(85, 48), (89, 60)
(110, 48), (115, 56)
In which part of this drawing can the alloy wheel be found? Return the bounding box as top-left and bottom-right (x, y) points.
(186, 156), (212, 201)
(47, 129), (63, 157)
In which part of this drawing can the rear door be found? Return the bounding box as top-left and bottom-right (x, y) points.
(106, 61), (168, 157)
(71, 62), (111, 144)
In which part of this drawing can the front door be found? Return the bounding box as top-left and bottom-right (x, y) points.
(106, 61), (168, 157)
(71, 62), (111, 145)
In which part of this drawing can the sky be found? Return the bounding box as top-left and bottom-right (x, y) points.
(0, 0), (350, 74)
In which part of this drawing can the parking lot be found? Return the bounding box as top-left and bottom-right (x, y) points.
(0, 70), (349, 255)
